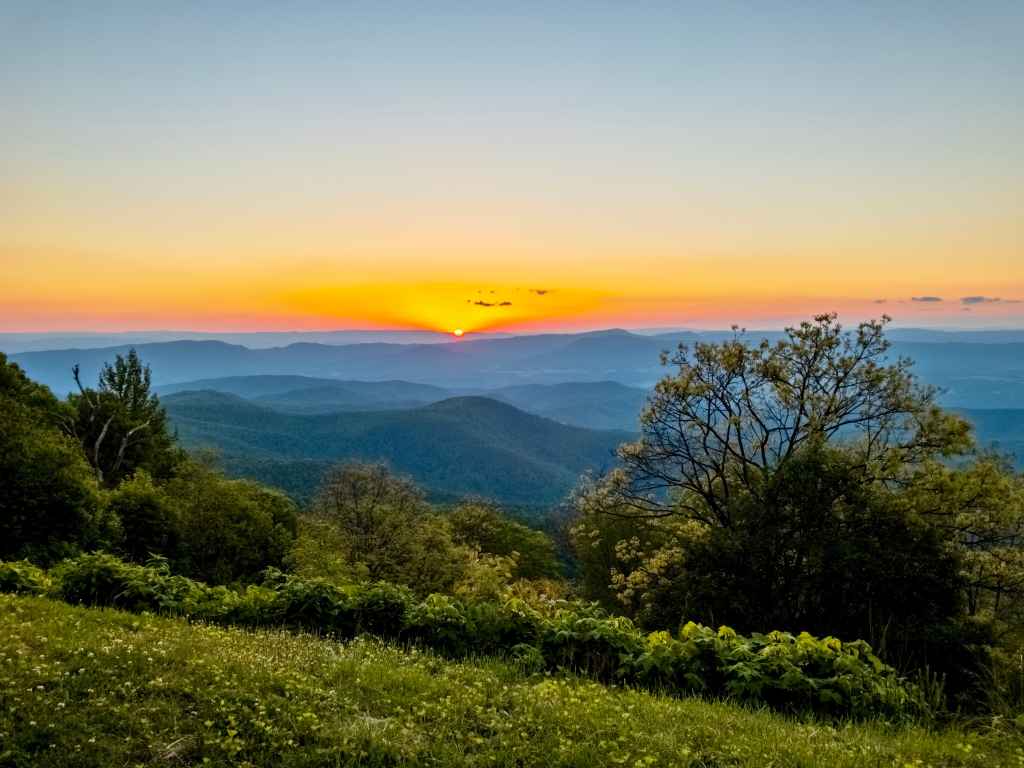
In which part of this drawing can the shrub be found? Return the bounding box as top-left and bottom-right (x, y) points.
(10, 554), (926, 720)
(53, 552), (147, 609)
(0, 560), (49, 595)
(406, 594), (472, 654)
(354, 582), (414, 637)
(261, 568), (356, 635)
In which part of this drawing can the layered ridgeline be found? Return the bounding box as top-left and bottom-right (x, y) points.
(13, 328), (1024, 405)
(11, 329), (1024, 470)
(155, 375), (648, 430)
(163, 390), (629, 505)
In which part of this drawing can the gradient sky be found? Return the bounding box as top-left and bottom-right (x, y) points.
(2, 2), (1022, 333)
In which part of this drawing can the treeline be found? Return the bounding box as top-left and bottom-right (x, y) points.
(0, 349), (561, 597)
(1, 350), (296, 583)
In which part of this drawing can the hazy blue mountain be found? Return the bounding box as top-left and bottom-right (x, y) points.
(957, 409), (1024, 468)
(0, 329), (508, 354)
(157, 375), (452, 413)
(164, 391), (630, 506)
(6, 327), (1024, 356)
(484, 381), (650, 431)
(254, 381), (453, 414)
(12, 331), (1024, 408)
(156, 375), (352, 398)
(157, 375), (649, 428)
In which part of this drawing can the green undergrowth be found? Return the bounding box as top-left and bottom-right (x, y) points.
(1, 595), (1022, 767)
(2, 554), (924, 720)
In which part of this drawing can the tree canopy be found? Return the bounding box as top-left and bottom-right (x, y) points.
(65, 349), (180, 487)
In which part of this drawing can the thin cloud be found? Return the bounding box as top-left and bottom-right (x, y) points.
(872, 299), (887, 304)
(530, 288), (553, 296)
(961, 295), (1008, 305)
(472, 300), (496, 307)
(911, 296), (943, 303)
(498, 301), (512, 306)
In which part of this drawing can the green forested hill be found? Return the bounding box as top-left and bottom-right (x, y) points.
(164, 391), (629, 505)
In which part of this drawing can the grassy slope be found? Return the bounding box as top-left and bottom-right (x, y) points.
(1, 596), (1020, 767)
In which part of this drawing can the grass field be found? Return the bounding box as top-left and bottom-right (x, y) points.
(1, 595), (1022, 767)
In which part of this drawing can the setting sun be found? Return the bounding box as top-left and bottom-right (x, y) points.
(452, 329), (464, 337)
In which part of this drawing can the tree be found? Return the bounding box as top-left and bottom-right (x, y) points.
(65, 349), (179, 486)
(168, 461), (298, 584)
(0, 354), (116, 563)
(306, 462), (465, 593)
(447, 500), (561, 580)
(605, 314), (970, 524)
(0, 351), (67, 423)
(575, 314), (1019, 701)
(104, 471), (180, 563)
(310, 462), (425, 574)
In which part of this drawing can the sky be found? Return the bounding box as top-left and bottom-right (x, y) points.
(2, 2), (1022, 334)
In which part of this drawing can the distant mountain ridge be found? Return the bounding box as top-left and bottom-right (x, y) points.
(15, 331), (1024, 410)
(156, 375), (650, 430)
(163, 391), (631, 505)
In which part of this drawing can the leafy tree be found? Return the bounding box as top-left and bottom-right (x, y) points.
(168, 461), (298, 584)
(0, 354), (116, 563)
(103, 471), (180, 563)
(307, 462), (466, 593)
(0, 351), (67, 422)
(605, 314), (970, 523)
(65, 349), (180, 486)
(447, 500), (561, 579)
(576, 314), (1021, 704)
(312, 462), (426, 570)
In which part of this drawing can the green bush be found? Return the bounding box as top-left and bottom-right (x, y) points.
(53, 552), (149, 609)
(407, 593), (472, 654)
(0, 559), (49, 595)
(260, 567), (356, 635)
(13, 553), (926, 720)
(354, 581), (415, 637)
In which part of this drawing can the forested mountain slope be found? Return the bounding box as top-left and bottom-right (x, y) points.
(164, 391), (629, 504)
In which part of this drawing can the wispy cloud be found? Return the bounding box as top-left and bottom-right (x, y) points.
(960, 295), (1021, 305)
(911, 296), (943, 303)
(530, 288), (553, 296)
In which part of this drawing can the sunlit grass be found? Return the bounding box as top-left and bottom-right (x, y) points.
(1, 594), (1022, 767)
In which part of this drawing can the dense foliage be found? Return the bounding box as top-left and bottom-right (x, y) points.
(0, 353), (116, 564)
(573, 315), (1024, 711)
(447, 500), (562, 580)
(0, 554), (925, 720)
(0, 352), (297, 582)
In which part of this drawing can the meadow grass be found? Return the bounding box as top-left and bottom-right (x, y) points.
(1, 594), (1022, 767)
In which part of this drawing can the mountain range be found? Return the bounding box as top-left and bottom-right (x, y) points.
(9, 328), (1022, 504)
(12, 329), (1024, 408)
(164, 391), (629, 506)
